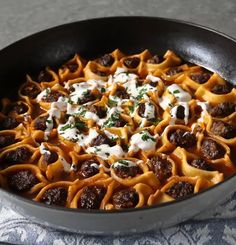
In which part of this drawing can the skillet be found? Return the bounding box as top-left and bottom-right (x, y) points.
(0, 16), (236, 235)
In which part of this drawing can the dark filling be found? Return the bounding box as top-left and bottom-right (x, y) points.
(123, 57), (140, 68)
(201, 139), (225, 160)
(211, 83), (232, 94)
(166, 67), (183, 76)
(34, 116), (51, 131)
(21, 83), (41, 99)
(114, 165), (141, 179)
(0, 117), (19, 130)
(3, 147), (32, 165)
(90, 134), (115, 147)
(66, 62), (79, 73)
(112, 188), (139, 209)
(189, 72), (211, 84)
(42, 91), (63, 103)
(138, 103), (156, 120)
(78, 158), (100, 179)
(168, 129), (196, 148)
(209, 102), (236, 118)
(43, 151), (58, 164)
(41, 187), (68, 206)
(211, 121), (236, 139)
(38, 70), (53, 82)
(77, 91), (96, 104)
(90, 106), (107, 118)
(175, 105), (190, 120)
(147, 55), (163, 64)
(97, 54), (114, 67)
(8, 102), (28, 115)
(0, 134), (15, 148)
(115, 87), (129, 99)
(189, 159), (212, 171)
(149, 155), (172, 182)
(7, 170), (39, 192)
(78, 185), (106, 209)
(93, 69), (108, 77)
(165, 181), (194, 199)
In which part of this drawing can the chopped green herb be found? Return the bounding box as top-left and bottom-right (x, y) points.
(68, 97), (74, 104)
(108, 98), (117, 107)
(173, 89), (180, 94)
(151, 118), (162, 126)
(74, 120), (87, 130)
(46, 119), (53, 124)
(103, 111), (120, 128)
(60, 124), (71, 131)
(45, 88), (51, 96)
(168, 103), (173, 108)
(77, 106), (86, 116)
(100, 87), (106, 93)
(141, 131), (156, 142)
(128, 105), (134, 113)
(105, 152), (110, 157)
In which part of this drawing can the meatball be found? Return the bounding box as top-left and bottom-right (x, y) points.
(43, 151), (58, 164)
(66, 62), (78, 73)
(166, 67), (183, 76)
(123, 57), (140, 68)
(3, 147), (32, 164)
(149, 156), (172, 182)
(38, 70), (53, 82)
(77, 91), (96, 104)
(97, 54), (114, 67)
(189, 159), (212, 171)
(92, 69), (108, 77)
(201, 139), (225, 160)
(41, 187), (68, 206)
(90, 106), (107, 118)
(78, 185), (106, 209)
(90, 134), (115, 147)
(209, 102), (235, 118)
(0, 134), (15, 148)
(165, 181), (194, 199)
(211, 83), (232, 94)
(211, 121), (236, 139)
(0, 117), (19, 130)
(168, 129), (196, 148)
(34, 116), (48, 131)
(78, 158), (100, 179)
(147, 55), (163, 64)
(21, 83), (41, 99)
(115, 87), (129, 99)
(7, 170), (39, 192)
(8, 103), (28, 115)
(112, 188), (139, 209)
(41, 90), (63, 103)
(189, 72), (211, 84)
(114, 164), (141, 179)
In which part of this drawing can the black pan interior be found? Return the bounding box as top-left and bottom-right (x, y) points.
(0, 16), (236, 100)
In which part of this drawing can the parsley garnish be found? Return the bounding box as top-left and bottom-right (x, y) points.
(68, 97), (74, 104)
(140, 131), (156, 142)
(151, 118), (162, 126)
(128, 105), (134, 113)
(46, 119), (53, 124)
(74, 120), (87, 130)
(100, 87), (106, 93)
(60, 124), (71, 131)
(103, 111), (120, 128)
(77, 106), (86, 116)
(168, 103), (173, 108)
(173, 89), (180, 94)
(108, 98), (117, 107)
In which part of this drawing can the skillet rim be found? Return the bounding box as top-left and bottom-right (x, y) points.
(0, 15), (236, 215)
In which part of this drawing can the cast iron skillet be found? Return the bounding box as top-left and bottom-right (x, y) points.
(0, 16), (236, 235)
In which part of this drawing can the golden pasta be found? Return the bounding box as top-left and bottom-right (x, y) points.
(0, 49), (236, 210)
